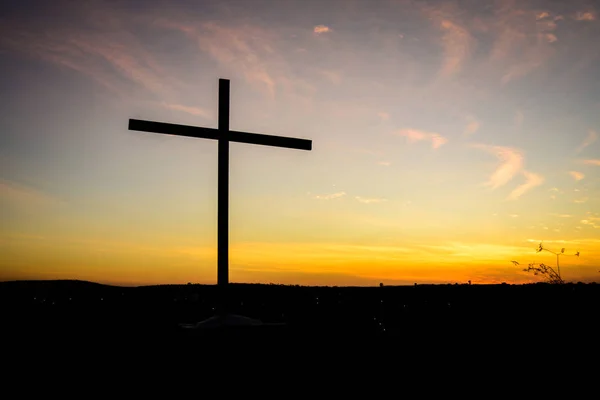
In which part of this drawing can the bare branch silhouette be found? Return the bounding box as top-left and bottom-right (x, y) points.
(512, 242), (580, 284)
(521, 263), (564, 284)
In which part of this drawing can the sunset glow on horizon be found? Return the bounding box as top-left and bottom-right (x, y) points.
(1, 0), (599, 286)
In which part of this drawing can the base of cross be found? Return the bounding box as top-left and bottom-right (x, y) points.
(179, 314), (285, 330)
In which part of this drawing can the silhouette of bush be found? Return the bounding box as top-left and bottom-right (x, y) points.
(521, 263), (564, 284)
(511, 242), (580, 284)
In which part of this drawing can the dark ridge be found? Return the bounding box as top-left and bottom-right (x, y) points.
(3, 279), (598, 329)
(0, 279), (116, 288)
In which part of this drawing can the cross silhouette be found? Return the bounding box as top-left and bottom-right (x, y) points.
(128, 78), (312, 320)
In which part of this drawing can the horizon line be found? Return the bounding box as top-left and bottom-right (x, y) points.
(2, 278), (599, 288)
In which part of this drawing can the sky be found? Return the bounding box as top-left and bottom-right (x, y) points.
(1, 0), (599, 286)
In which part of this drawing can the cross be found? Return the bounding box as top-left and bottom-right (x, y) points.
(128, 78), (312, 315)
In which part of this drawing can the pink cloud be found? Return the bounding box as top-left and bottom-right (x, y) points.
(0, 179), (64, 208)
(577, 130), (598, 152)
(545, 33), (558, 43)
(569, 171), (585, 181)
(0, 11), (175, 100)
(507, 171), (544, 200)
(67, 37), (167, 94)
(536, 12), (550, 20)
(194, 22), (278, 98)
(471, 144), (524, 189)
(377, 112), (390, 121)
(162, 103), (210, 118)
(438, 19), (473, 77)
(396, 129), (448, 149)
(486, 7), (558, 85)
(574, 12), (596, 21)
(153, 18), (315, 102)
(419, 3), (474, 79)
(0, 30), (128, 96)
(314, 25), (331, 34)
(464, 115), (480, 135)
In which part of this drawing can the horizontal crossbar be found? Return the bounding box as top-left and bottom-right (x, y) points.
(129, 119), (312, 151)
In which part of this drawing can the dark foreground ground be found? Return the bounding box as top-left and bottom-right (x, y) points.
(2, 280), (598, 348)
(3, 280), (597, 386)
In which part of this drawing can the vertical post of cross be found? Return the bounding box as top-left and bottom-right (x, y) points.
(217, 78), (230, 314)
(127, 77), (312, 325)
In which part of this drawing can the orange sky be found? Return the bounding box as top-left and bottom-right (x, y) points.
(1, 0), (599, 286)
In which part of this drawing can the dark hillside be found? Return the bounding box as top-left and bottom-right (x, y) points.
(3, 280), (598, 347)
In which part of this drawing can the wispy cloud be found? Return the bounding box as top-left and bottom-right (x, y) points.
(67, 36), (168, 94)
(574, 12), (596, 21)
(311, 191), (346, 200)
(152, 17), (314, 102)
(569, 171), (585, 181)
(507, 171), (544, 200)
(355, 196), (387, 204)
(317, 69), (342, 85)
(583, 159), (600, 166)
(421, 3), (474, 78)
(488, 5), (558, 85)
(377, 112), (390, 121)
(0, 8), (177, 100)
(536, 12), (551, 20)
(580, 219), (600, 228)
(0, 30), (125, 96)
(194, 22), (278, 98)
(577, 130), (597, 152)
(313, 25), (331, 34)
(574, 197), (589, 204)
(544, 33), (558, 43)
(464, 115), (480, 135)
(378, 161), (391, 166)
(438, 19), (473, 77)
(161, 102), (210, 118)
(151, 18), (274, 97)
(0, 179), (63, 208)
(470, 144), (524, 189)
(396, 129), (448, 149)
